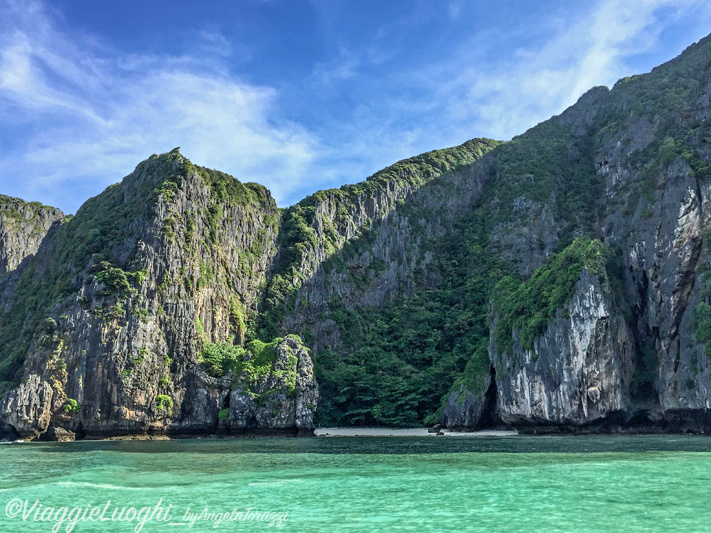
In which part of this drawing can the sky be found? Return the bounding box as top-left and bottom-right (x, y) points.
(1, 0), (711, 214)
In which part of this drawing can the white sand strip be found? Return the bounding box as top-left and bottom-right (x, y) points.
(314, 427), (518, 437)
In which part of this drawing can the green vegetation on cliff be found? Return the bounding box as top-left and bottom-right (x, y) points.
(253, 138), (501, 342)
(199, 341), (246, 378)
(199, 336), (301, 397)
(314, 207), (508, 426)
(491, 237), (608, 352)
(0, 152), (183, 389)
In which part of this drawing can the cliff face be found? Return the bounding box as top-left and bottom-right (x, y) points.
(282, 141), (498, 346)
(490, 270), (634, 426)
(440, 35), (711, 431)
(266, 140), (501, 425)
(260, 139), (499, 335)
(0, 195), (65, 276)
(4, 35), (711, 438)
(0, 150), (317, 439)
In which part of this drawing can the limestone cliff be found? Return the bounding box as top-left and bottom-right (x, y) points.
(282, 140), (499, 347)
(264, 140), (500, 425)
(0, 150), (317, 439)
(4, 34), (711, 437)
(441, 34), (711, 431)
(0, 195), (65, 276)
(490, 270), (634, 427)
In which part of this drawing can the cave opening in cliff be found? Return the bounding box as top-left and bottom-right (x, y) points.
(0, 421), (20, 442)
(478, 364), (500, 429)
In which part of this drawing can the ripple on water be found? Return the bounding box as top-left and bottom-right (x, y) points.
(2, 436), (711, 532)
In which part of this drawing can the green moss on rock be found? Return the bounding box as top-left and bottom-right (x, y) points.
(491, 237), (608, 352)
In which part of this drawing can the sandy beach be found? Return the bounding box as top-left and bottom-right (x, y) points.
(314, 427), (518, 437)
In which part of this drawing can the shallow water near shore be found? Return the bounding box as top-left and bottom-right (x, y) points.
(3, 435), (711, 532)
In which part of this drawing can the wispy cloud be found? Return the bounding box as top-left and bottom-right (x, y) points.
(448, 1), (464, 20)
(0, 0), (320, 212)
(309, 49), (360, 85)
(295, 0), (711, 194)
(420, 0), (711, 141)
(1, 0), (710, 213)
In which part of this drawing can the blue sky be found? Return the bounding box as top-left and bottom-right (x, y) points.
(1, 0), (711, 214)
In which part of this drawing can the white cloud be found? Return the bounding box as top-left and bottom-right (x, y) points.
(294, 0), (711, 195)
(1, 0), (711, 214)
(0, 0), (320, 212)
(425, 0), (711, 141)
(309, 49), (360, 85)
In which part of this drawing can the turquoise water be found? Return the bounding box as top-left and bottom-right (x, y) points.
(3, 436), (711, 532)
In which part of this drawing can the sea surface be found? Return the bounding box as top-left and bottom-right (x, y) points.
(3, 435), (711, 532)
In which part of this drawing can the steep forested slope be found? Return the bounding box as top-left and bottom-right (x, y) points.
(3, 34), (711, 440)
(262, 34), (711, 430)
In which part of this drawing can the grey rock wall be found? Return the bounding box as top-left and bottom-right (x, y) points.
(0, 195), (65, 276)
(490, 270), (634, 426)
(0, 153), (317, 439)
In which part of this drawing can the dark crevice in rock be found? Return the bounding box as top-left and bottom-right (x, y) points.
(217, 392), (231, 435)
(631, 335), (660, 405)
(477, 365), (500, 429)
(629, 260), (660, 404)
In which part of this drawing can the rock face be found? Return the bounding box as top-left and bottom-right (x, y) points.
(224, 336), (318, 434)
(281, 141), (499, 350)
(491, 270), (634, 426)
(0, 195), (65, 276)
(5, 35), (711, 436)
(442, 377), (492, 429)
(0, 150), (318, 439)
(439, 35), (711, 431)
